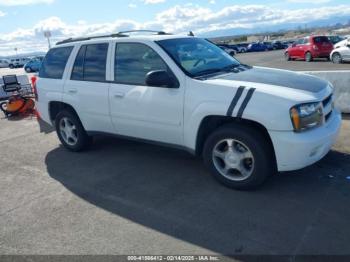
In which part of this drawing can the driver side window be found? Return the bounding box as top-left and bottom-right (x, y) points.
(115, 43), (168, 86)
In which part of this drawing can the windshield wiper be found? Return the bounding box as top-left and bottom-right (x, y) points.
(194, 64), (241, 78)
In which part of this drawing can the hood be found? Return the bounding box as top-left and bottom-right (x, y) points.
(212, 66), (328, 94)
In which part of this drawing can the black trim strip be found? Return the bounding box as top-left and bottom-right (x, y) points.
(226, 86), (245, 116)
(237, 88), (256, 118)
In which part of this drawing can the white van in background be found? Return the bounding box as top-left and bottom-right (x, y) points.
(0, 59), (9, 68)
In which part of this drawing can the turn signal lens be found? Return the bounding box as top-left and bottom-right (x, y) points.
(290, 108), (300, 130)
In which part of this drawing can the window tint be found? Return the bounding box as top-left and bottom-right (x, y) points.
(71, 45), (86, 81)
(84, 44), (108, 82)
(71, 43), (108, 82)
(296, 39), (303, 45)
(39, 46), (73, 79)
(115, 43), (168, 85)
(313, 36), (330, 43)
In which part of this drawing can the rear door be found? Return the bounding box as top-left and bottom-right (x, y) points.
(313, 36), (333, 53)
(62, 42), (114, 133)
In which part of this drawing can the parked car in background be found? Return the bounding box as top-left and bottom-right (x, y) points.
(247, 42), (268, 52)
(24, 56), (44, 73)
(0, 59), (9, 68)
(9, 57), (30, 68)
(330, 39), (350, 64)
(217, 45), (236, 56)
(285, 36), (333, 62)
(327, 35), (345, 45)
(334, 38), (348, 49)
(263, 42), (274, 51)
(272, 41), (288, 50)
(236, 43), (248, 53)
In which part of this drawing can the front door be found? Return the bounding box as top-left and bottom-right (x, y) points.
(109, 42), (184, 145)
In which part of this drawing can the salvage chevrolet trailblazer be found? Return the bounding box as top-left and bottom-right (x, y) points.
(36, 31), (342, 189)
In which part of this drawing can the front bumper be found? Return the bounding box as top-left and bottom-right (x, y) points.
(269, 110), (342, 172)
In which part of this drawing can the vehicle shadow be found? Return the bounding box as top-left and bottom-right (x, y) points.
(45, 136), (350, 256)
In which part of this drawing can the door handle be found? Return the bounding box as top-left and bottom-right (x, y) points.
(68, 88), (78, 94)
(114, 92), (125, 98)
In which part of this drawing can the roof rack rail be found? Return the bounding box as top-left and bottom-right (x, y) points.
(118, 30), (171, 35)
(56, 30), (172, 45)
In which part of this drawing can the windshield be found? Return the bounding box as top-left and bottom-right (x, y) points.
(157, 38), (241, 78)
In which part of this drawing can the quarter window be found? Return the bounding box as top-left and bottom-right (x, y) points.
(39, 46), (73, 79)
(115, 43), (168, 85)
(71, 43), (108, 82)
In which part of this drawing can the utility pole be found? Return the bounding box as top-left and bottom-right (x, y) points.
(14, 47), (18, 57)
(44, 31), (52, 49)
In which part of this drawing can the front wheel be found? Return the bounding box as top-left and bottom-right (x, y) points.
(25, 67), (32, 73)
(203, 124), (275, 190)
(55, 110), (92, 152)
(332, 53), (342, 64)
(285, 52), (291, 61)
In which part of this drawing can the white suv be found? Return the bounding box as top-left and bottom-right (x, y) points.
(36, 31), (341, 189)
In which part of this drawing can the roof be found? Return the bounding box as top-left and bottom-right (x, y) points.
(55, 30), (194, 47)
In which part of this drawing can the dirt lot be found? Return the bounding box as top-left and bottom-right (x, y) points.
(0, 114), (349, 256)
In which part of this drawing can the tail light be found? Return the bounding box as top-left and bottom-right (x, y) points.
(31, 76), (38, 101)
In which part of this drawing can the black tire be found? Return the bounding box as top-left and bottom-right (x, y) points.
(285, 52), (291, 61)
(305, 52), (313, 62)
(55, 110), (92, 152)
(203, 124), (275, 190)
(332, 53), (342, 64)
(9, 64), (14, 69)
(25, 67), (32, 73)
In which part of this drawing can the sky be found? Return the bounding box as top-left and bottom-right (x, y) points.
(0, 0), (350, 56)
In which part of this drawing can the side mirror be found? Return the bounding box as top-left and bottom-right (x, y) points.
(145, 70), (177, 88)
(292, 43), (297, 47)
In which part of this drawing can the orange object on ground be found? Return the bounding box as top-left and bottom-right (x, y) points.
(19, 98), (35, 113)
(5, 97), (25, 113)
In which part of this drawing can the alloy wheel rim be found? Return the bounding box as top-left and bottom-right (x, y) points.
(59, 117), (78, 146)
(333, 54), (341, 63)
(212, 139), (255, 181)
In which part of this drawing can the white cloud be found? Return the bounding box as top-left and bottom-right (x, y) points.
(0, 0), (54, 6)
(128, 3), (137, 8)
(1, 4), (350, 55)
(288, 0), (330, 3)
(143, 0), (165, 4)
(0, 10), (6, 16)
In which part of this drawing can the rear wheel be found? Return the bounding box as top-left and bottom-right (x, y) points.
(55, 110), (92, 152)
(305, 52), (313, 62)
(203, 124), (275, 190)
(332, 53), (342, 64)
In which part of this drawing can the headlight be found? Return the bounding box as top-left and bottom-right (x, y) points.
(290, 102), (323, 132)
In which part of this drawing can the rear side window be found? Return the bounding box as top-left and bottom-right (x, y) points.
(71, 43), (108, 82)
(39, 46), (73, 79)
(313, 36), (330, 43)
